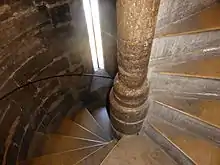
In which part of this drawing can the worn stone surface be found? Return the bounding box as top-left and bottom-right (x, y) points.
(110, 0), (160, 135)
(0, 4), (12, 21)
(149, 73), (220, 98)
(147, 117), (220, 165)
(57, 119), (106, 142)
(144, 118), (195, 165)
(148, 96), (220, 144)
(156, 0), (216, 30)
(154, 55), (220, 80)
(155, 3), (220, 37)
(77, 140), (117, 165)
(146, 1), (220, 164)
(0, 80), (74, 162)
(20, 145), (104, 165)
(149, 30), (220, 67)
(102, 135), (177, 165)
(0, 3), (92, 98)
(0, 0), (95, 164)
(27, 132), (101, 157)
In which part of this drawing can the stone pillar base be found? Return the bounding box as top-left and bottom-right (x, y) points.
(109, 87), (149, 135)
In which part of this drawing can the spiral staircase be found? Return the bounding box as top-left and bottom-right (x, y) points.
(1, 0), (220, 165)
(18, 78), (177, 165)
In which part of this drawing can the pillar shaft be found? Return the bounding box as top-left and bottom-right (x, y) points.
(110, 0), (160, 136)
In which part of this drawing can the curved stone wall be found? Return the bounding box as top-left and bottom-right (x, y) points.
(0, 0), (117, 163)
(0, 1), (94, 164)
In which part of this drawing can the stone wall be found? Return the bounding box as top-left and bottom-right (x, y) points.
(0, 79), (78, 165)
(99, 0), (117, 77)
(0, 1), (94, 164)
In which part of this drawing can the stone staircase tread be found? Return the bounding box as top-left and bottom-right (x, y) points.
(149, 96), (220, 144)
(149, 30), (220, 68)
(149, 73), (220, 98)
(155, 55), (220, 80)
(101, 135), (177, 165)
(88, 107), (114, 140)
(76, 140), (117, 165)
(27, 132), (105, 158)
(72, 108), (111, 142)
(154, 95), (220, 129)
(149, 117), (220, 165)
(19, 144), (104, 165)
(57, 118), (105, 143)
(155, 3), (220, 37)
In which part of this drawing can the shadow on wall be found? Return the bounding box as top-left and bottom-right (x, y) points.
(99, 0), (117, 77)
(0, 75), (93, 165)
(71, 0), (117, 76)
(0, 1), (90, 164)
(0, 0), (117, 164)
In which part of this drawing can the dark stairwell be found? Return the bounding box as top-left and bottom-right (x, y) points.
(1, 0), (220, 165)
(0, 0), (117, 164)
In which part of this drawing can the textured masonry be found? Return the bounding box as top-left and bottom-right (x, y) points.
(109, 0), (160, 136)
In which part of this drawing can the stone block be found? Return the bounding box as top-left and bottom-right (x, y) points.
(0, 101), (22, 145)
(34, 57), (70, 80)
(18, 127), (34, 160)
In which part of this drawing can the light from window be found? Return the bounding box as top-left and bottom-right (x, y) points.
(83, 0), (104, 71)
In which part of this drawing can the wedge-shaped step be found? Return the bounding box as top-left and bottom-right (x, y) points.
(102, 136), (177, 165)
(20, 144), (104, 165)
(154, 96), (220, 129)
(76, 140), (117, 165)
(156, 3), (220, 37)
(57, 119), (105, 143)
(149, 73), (220, 97)
(72, 108), (111, 142)
(150, 95), (220, 144)
(27, 132), (105, 157)
(149, 117), (220, 165)
(88, 107), (114, 140)
(157, 56), (220, 80)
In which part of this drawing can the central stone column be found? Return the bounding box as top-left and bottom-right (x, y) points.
(109, 0), (160, 136)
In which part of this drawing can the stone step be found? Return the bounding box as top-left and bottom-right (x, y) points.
(20, 144), (104, 165)
(79, 89), (106, 110)
(152, 95), (220, 129)
(155, 0), (215, 30)
(149, 95), (220, 144)
(149, 73), (220, 98)
(88, 107), (114, 140)
(102, 135), (177, 165)
(155, 3), (220, 38)
(155, 55), (220, 80)
(149, 30), (220, 67)
(76, 140), (117, 165)
(57, 119), (105, 143)
(146, 117), (220, 165)
(27, 132), (105, 158)
(71, 108), (111, 142)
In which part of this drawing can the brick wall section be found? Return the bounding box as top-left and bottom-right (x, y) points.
(0, 1), (93, 164)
